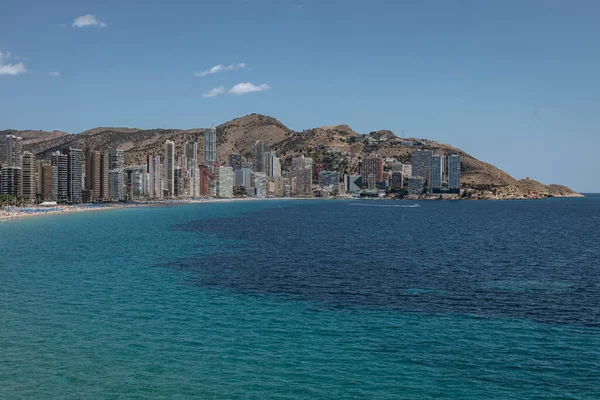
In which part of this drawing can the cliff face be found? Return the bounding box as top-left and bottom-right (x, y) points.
(0, 114), (582, 199)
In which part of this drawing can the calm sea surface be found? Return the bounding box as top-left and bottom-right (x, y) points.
(1, 197), (599, 399)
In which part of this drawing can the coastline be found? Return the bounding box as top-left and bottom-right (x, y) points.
(0, 197), (291, 222)
(0, 193), (588, 223)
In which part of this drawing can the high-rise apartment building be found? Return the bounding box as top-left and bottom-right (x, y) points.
(408, 176), (425, 195)
(199, 166), (211, 196)
(215, 166), (234, 198)
(264, 151), (281, 178)
(185, 140), (198, 171)
(429, 155), (444, 194)
(229, 153), (242, 171)
(174, 167), (183, 197)
(292, 155), (313, 196)
(51, 151), (68, 203)
(361, 155), (384, 184)
(64, 147), (83, 203)
(107, 149), (124, 171)
(0, 166), (22, 197)
(5, 135), (23, 168)
(85, 150), (102, 201)
(40, 164), (53, 201)
(100, 151), (110, 201)
(109, 170), (124, 200)
(204, 126), (217, 168)
(235, 167), (252, 188)
(391, 171), (404, 189)
(106, 148), (124, 201)
(21, 151), (36, 201)
(448, 155), (461, 194)
(164, 140), (175, 197)
(253, 172), (267, 198)
(411, 150), (433, 184)
(252, 140), (270, 173)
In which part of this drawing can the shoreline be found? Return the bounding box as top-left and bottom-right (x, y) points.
(0, 197), (290, 222)
(0, 194), (589, 222)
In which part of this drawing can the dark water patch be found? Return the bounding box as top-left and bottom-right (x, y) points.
(169, 199), (600, 327)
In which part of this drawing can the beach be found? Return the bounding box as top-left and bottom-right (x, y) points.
(0, 197), (287, 222)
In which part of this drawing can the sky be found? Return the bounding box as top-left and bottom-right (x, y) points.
(1, 0), (599, 192)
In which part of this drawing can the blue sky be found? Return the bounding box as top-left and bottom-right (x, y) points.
(1, 0), (599, 192)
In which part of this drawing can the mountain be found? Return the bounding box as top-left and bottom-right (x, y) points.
(0, 114), (582, 199)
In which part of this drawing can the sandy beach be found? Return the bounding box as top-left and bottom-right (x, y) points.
(0, 197), (289, 222)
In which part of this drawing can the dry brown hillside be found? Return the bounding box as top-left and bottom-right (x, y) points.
(0, 113), (581, 199)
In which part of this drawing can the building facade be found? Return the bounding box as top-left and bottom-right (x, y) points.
(85, 150), (102, 201)
(215, 166), (234, 198)
(361, 155), (384, 184)
(229, 153), (242, 171)
(411, 150), (433, 184)
(51, 151), (68, 203)
(164, 140), (175, 197)
(65, 148), (83, 203)
(292, 155), (313, 196)
(429, 155), (444, 194)
(448, 155), (461, 194)
(204, 126), (217, 168)
(21, 152), (36, 201)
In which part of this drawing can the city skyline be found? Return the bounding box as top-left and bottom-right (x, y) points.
(1, 1), (599, 192)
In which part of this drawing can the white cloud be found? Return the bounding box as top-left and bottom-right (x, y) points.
(203, 86), (226, 98)
(229, 82), (270, 95)
(0, 50), (27, 76)
(194, 62), (246, 77)
(49, 71), (61, 77)
(72, 14), (107, 28)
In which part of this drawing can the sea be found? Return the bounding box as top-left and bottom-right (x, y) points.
(1, 196), (599, 399)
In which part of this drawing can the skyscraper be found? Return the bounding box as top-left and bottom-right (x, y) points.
(292, 155), (313, 196)
(51, 151), (68, 203)
(85, 150), (102, 201)
(174, 167), (183, 198)
(0, 166), (22, 197)
(199, 166), (210, 196)
(164, 140), (175, 197)
(429, 155), (444, 194)
(361, 154), (384, 184)
(106, 148), (125, 201)
(252, 172), (267, 198)
(204, 126), (217, 168)
(229, 153), (242, 171)
(185, 140), (198, 171)
(408, 176), (425, 195)
(21, 151), (36, 201)
(252, 140), (270, 172)
(215, 166), (234, 198)
(109, 170), (124, 200)
(391, 171), (404, 189)
(411, 150), (433, 184)
(264, 151), (281, 178)
(40, 164), (53, 201)
(448, 155), (461, 194)
(5, 135), (23, 168)
(100, 151), (110, 201)
(64, 147), (83, 203)
(235, 167), (252, 188)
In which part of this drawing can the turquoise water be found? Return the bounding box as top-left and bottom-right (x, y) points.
(1, 199), (599, 398)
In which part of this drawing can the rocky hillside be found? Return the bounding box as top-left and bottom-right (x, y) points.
(0, 114), (582, 199)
